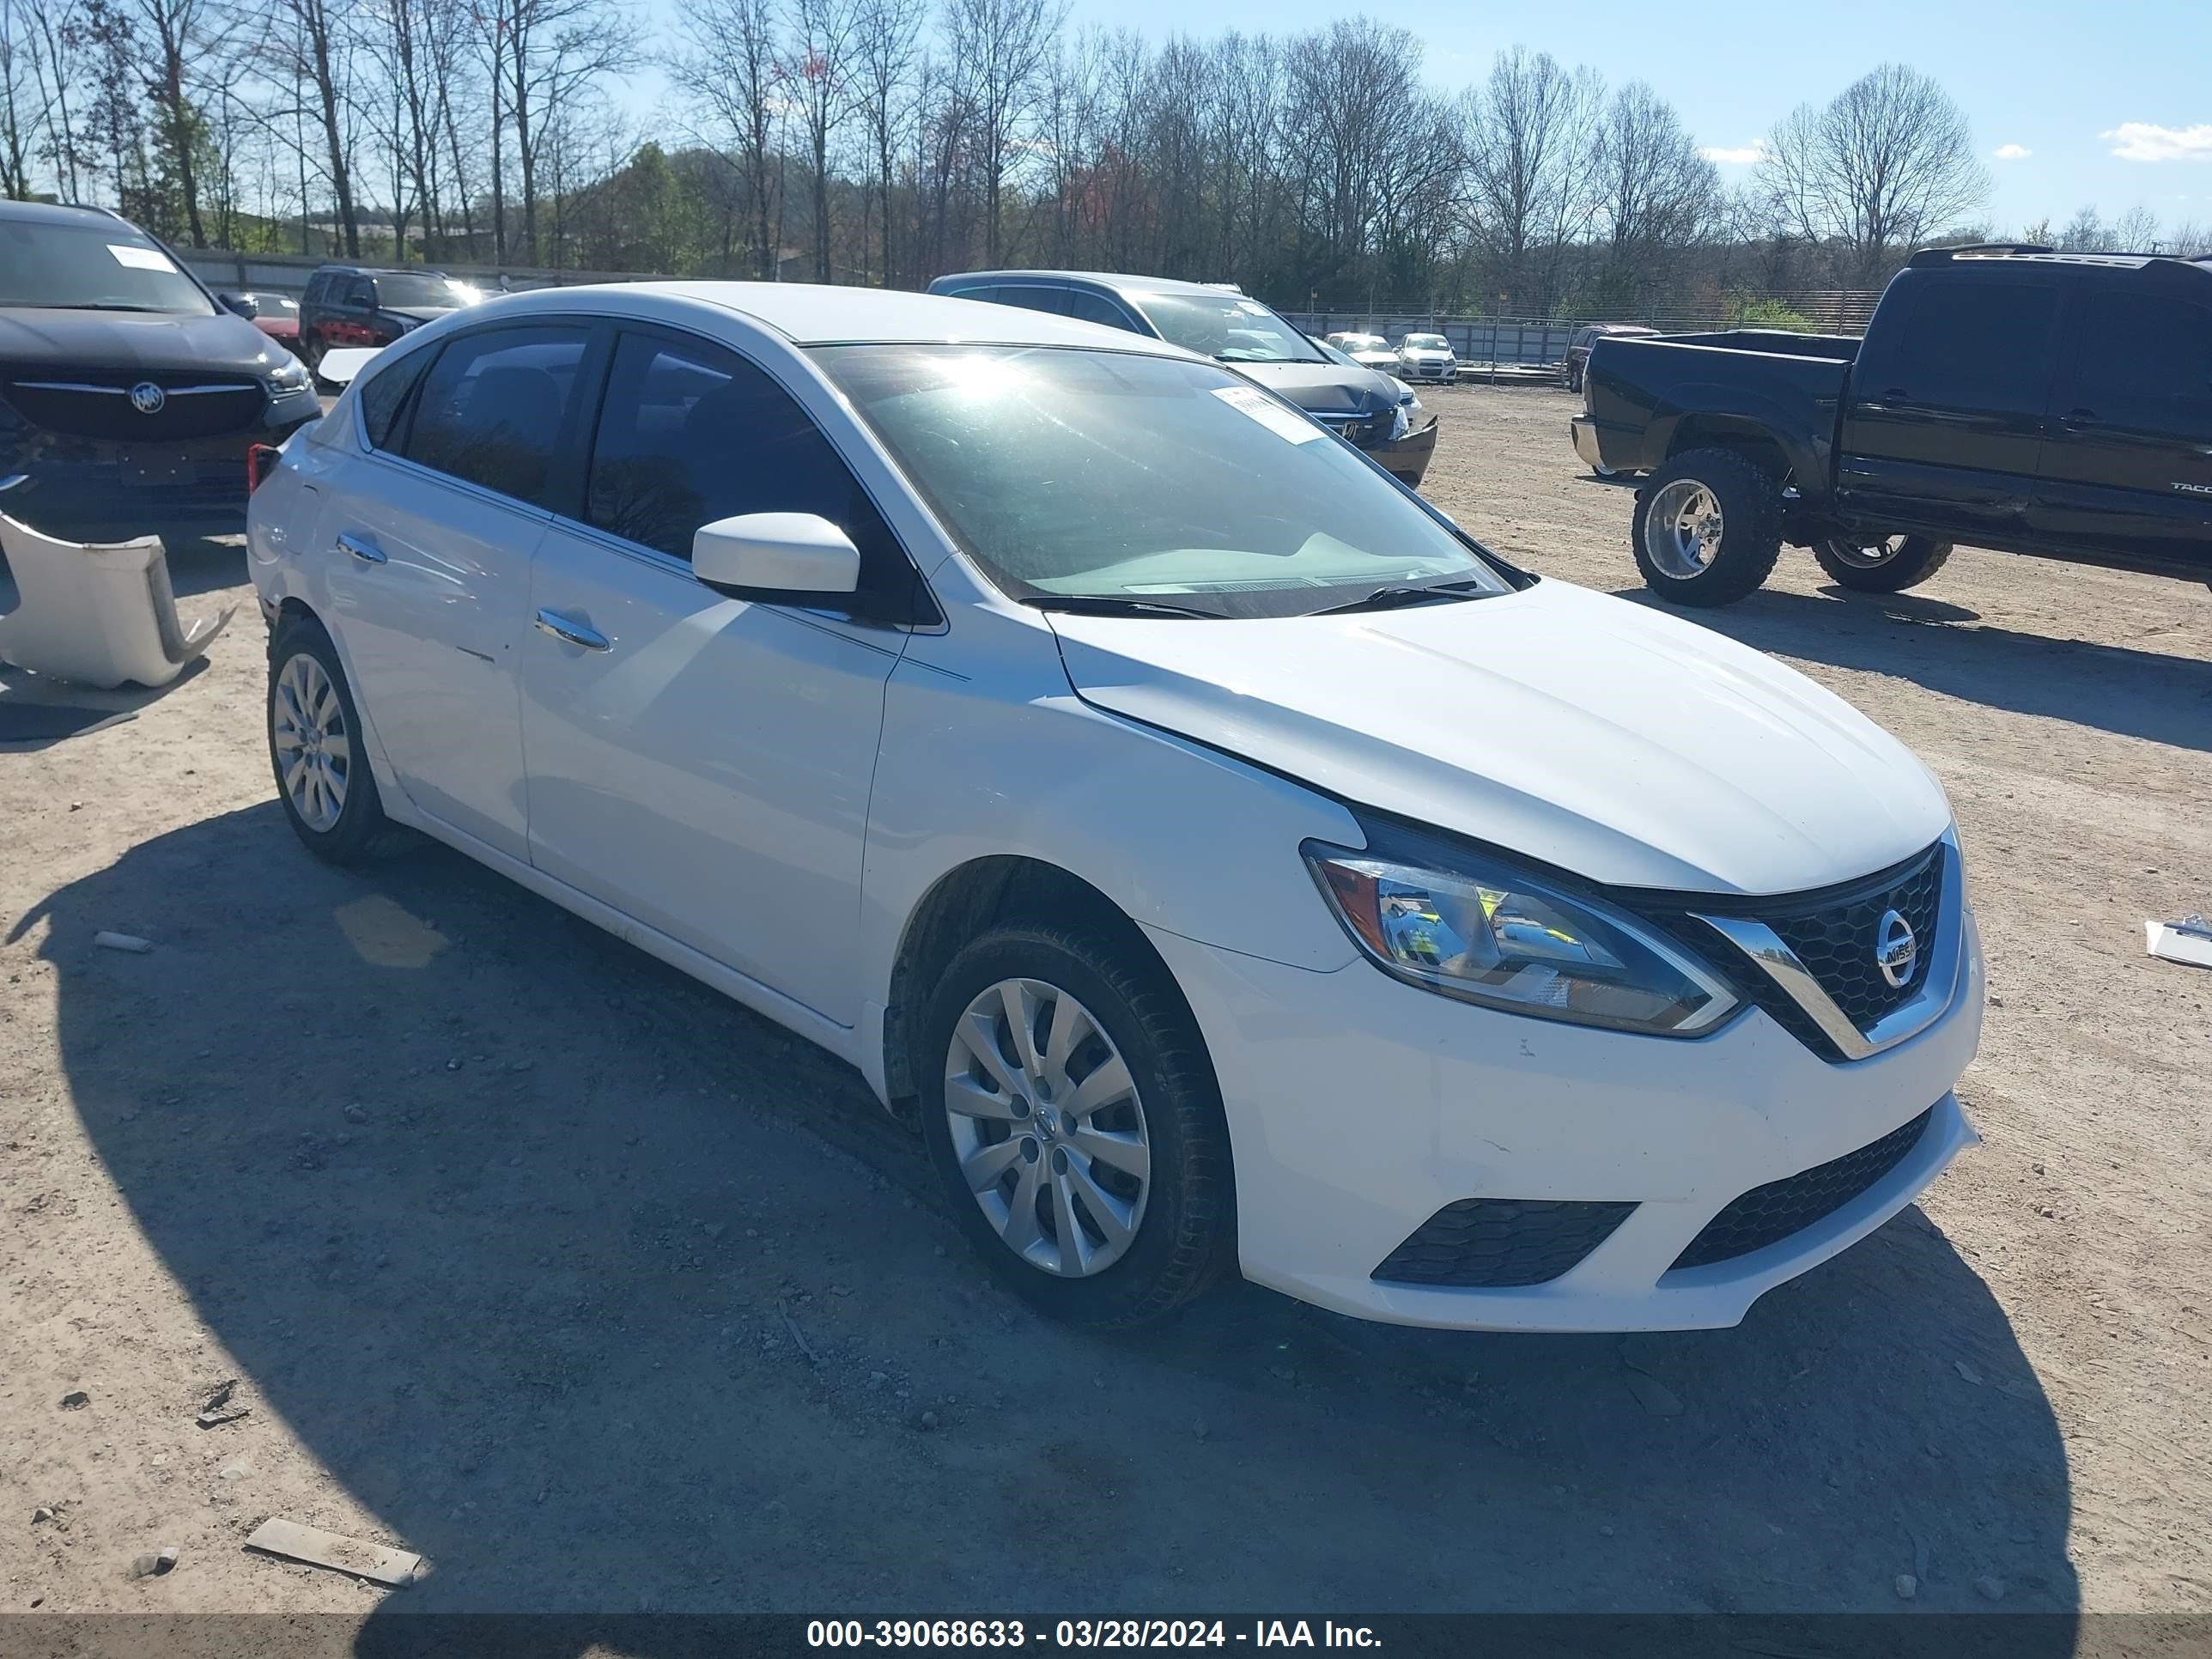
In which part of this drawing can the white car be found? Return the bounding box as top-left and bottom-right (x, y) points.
(247, 283), (1983, 1333)
(1397, 331), (1458, 382)
(1322, 331), (1401, 373)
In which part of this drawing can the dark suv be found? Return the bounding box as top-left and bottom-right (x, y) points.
(0, 201), (319, 538)
(298, 265), (476, 368)
(927, 270), (1438, 488)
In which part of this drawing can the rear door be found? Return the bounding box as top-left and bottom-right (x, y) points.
(319, 321), (601, 860)
(2027, 275), (2212, 575)
(1836, 266), (2071, 545)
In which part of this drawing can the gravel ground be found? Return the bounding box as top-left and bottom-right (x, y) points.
(2, 382), (2209, 1644)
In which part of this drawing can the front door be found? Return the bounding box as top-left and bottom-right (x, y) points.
(2028, 276), (2212, 576)
(520, 325), (927, 1025)
(319, 321), (597, 860)
(1835, 267), (2071, 546)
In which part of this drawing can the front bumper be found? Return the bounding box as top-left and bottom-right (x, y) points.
(1146, 906), (1984, 1332)
(1358, 415), (1438, 488)
(0, 390), (319, 538)
(1401, 360), (1457, 381)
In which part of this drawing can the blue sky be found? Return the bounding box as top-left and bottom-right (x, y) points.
(630, 0), (2210, 235)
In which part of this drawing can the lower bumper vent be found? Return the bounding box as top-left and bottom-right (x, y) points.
(1372, 1198), (1637, 1288)
(1672, 1108), (1934, 1271)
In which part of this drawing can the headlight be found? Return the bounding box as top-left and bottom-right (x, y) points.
(1304, 836), (1739, 1036)
(266, 359), (310, 393)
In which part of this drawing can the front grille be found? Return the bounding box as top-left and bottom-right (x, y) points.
(3, 370), (266, 441)
(1671, 1108), (1932, 1271)
(1766, 843), (1943, 1030)
(1372, 1198), (1637, 1287)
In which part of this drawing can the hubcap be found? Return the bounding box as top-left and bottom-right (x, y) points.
(1826, 535), (1908, 569)
(943, 977), (1152, 1278)
(1646, 479), (1726, 579)
(272, 652), (349, 833)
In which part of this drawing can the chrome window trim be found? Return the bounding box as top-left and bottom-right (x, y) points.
(1693, 828), (1963, 1063)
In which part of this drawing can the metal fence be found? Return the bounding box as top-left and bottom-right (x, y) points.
(176, 246), (663, 299)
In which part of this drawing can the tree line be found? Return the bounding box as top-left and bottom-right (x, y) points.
(2, 0), (2203, 316)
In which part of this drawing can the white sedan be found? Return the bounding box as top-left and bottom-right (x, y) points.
(247, 283), (1982, 1331)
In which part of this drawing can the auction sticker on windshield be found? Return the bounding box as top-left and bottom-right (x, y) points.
(1212, 384), (1322, 444)
(109, 244), (179, 272)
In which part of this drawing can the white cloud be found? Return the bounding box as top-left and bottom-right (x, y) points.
(1700, 141), (1767, 166)
(1992, 143), (2032, 161)
(2101, 123), (2212, 162)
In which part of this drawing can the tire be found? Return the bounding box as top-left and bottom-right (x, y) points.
(267, 613), (392, 865)
(1632, 447), (1785, 607)
(1811, 533), (1954, 593)
(918, 921), (1235, 1328)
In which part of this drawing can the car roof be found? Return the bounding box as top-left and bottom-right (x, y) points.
(316, 264), (453, 277)
(0, 200), (138, 228)
(934, 269), (1254, 301)
(452, 280), (1198, 353)
(1909, 243), (2212, 276)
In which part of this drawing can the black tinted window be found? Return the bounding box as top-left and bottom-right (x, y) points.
(2072, 289), (2212, 429)
(995, 286), (1067, 316)
(402, 325), (590, 507)
(1872, 276), (2061, 411)
(1064, 290), (1134, 331)
(586, 331), (927, 616)
(359, 347), (434, 449)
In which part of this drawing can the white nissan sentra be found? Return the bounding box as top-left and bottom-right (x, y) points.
(247, 283), (1984, 1332)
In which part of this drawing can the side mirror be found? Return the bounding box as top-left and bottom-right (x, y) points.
(692, 513), (860, 598)
(221, 292), (258, 319)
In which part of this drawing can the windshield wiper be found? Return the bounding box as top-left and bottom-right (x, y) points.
(1312, 579), (1490, 617)
(1026, 594), (1218, 620)
(17, 301), (179, 313)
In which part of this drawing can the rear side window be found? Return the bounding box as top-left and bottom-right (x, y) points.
(303, 273), (326, 303)
(585, 329), (930, 618)
(995, 285), (1068, 316)
(342, 276), (374, 307)
(1863, 275), (2062, 412)
(400, 325), (591, 507)
(358, 348), (434, 449)
(2069, 289), (2212, 431)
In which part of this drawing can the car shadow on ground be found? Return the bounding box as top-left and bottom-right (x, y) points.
(15, 805), (2079, 1644)
(1608, 582), (2212, 753)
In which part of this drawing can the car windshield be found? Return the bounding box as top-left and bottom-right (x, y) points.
(1403, 334), (1449, 350)
(0, 220), (214, 313)
(1129, 291), (1325, 364)
(375, 272), (467, 308)
(1336, 334), (1387, 350)
(814, 344), (1505, 620)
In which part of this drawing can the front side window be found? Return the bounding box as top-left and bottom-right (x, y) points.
(1127, 290), (1326, 364)
(2070, 289), (2212, 432)
(815, 344), (1506, 620)
(401, 325), (590, 507)
(994, 286), (1068, 316)
(1063, 290), (1135, 331)
(0, 220), (214, 315)
(586, 330), (927, 617)
(341, 277), (375, 308)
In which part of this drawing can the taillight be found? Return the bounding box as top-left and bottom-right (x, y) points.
(247, 444), (282, 495)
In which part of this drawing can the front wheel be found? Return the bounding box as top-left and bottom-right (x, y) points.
(1811, 533), (1954, 593)
(1631, 447), (1785, 607)
(918, 922), (1234, 1328)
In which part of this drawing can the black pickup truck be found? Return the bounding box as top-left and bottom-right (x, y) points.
(1570, 245), (2212, 605)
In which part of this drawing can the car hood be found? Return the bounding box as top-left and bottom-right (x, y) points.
(383, 303), (464, 324)
(1402, 349), (1453, 362)
(1046, 579), (1950, 896)
(1226, 358), (1400, 416)
(0, 307), (283, 374)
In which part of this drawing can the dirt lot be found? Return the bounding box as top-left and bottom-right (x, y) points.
(3, 382), (2209, 1639)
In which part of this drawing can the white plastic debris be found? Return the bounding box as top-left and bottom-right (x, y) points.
(2146, 915), (2212, 969)
(94, 932), (155, 954)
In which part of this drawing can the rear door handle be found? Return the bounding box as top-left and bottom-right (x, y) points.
(2063, 407), (2102, 426)
(337, 532), (385, 564)
(533, 608), (611, 652)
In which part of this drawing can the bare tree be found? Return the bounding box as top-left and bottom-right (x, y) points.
(850, 0), (921, 283)
(672, 0), (782, 276)
(1593, 81), (1719, 281)
(2112, 203), (2159, 252)
(261, 0), (360, 254)
(0, 0), (38, 196)
(483, 0), (635, 263)
(944, 0), (1062, 264)
(1462, 47), (1603, 312)
(1757, 64), (1989, 283)
(781, 0), (859, 282)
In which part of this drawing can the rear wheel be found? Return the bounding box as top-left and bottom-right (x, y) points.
(268, 614), (391, 864)
(1811, 533), (1954, 593)
(919, 921), (1234, 1328)
(1632, 447), (1785, 607)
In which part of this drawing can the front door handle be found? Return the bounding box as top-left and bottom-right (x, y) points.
(337, 532), (386, 564)
(533, 608), (611, 652)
